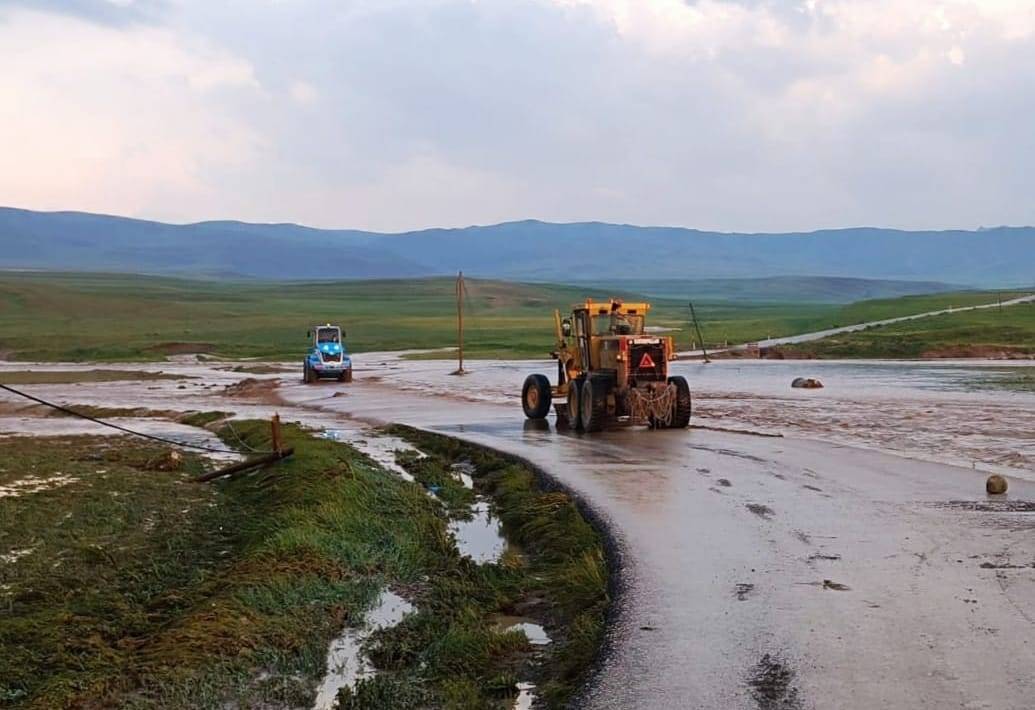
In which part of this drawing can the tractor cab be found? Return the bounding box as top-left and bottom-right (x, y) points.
(303, 324), (353, 383)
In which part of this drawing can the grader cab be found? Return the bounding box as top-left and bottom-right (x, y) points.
(521, 299), (691, 432)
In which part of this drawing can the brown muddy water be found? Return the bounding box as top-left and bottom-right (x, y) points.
(3, 354), (1035, 709)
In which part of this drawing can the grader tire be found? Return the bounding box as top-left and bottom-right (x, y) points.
(669, 375), (692, 428)
(567, 378), (584, 432)
(580, 377), (609, 433)
(522, 374), (552, 420)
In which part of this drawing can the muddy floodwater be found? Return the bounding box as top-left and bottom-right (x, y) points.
(3, 354), (1035, 709)
(342, 355), (1035, 478)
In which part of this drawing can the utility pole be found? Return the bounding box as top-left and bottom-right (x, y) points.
(688, 300), (711, 363)
(452, 271), (467, 376)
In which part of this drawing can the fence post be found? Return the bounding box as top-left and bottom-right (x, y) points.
(271, 414), (283, 455)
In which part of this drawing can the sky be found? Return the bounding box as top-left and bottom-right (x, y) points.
(1, 0), (1033, 233)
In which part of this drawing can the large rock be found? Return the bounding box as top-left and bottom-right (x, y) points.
(986, 474), (1008, 495)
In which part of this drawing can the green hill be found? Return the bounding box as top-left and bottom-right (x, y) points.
(0, 272), (1027, 362)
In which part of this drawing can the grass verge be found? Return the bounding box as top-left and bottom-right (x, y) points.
(0, 421), (610, 709)
(782, 300), (1035, 359)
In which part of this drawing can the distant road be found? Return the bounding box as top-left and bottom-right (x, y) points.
(680, 292), (1035, 358)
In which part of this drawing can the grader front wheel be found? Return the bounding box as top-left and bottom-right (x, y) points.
(522, 374), (552, 420)
(669, 376), (692, 428)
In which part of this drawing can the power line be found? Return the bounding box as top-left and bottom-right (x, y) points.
(0, 383), (262, 456)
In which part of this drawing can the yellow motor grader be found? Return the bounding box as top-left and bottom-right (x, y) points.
(521, 299), (691, 432)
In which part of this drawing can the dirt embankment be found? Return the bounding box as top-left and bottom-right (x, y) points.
(222, 377), (280, 402)
(919, 345), (1035, 359)
(693, 347), (814, 361)
(701, 344), (1035, 361)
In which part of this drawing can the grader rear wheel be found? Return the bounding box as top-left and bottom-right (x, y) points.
(580, 377), (609, 433)
(669, 376), (692, 428)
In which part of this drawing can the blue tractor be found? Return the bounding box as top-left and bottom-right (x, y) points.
(304, 324), (353, 383)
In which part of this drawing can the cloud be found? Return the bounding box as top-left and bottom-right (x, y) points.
(0, 0), (166, 25)
(1, 0), (1034, 231)
(0, 9), (264, 219)
(289, 81), (320, 105)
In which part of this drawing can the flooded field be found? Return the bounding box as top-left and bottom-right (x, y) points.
(313, 354), (1035, 478)
(6, 354), (1033, 482)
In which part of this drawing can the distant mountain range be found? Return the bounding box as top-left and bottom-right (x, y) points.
(2, 207), (1033, 290)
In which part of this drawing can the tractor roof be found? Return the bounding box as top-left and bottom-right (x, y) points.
(577, 299), (651, 316)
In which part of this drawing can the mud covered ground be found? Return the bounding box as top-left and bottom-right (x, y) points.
(2, 354), (1035, 709)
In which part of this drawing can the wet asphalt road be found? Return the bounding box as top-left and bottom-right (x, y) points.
(281, 376), (1035, 710)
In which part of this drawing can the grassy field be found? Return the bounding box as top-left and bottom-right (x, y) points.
(0, 271), (1028, 361)
(782, 299), (1035, 359)
(0, 421), (608, 709)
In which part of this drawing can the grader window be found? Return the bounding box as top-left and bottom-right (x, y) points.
(596, 313), (644, 336)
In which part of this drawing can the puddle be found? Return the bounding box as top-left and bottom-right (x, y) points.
(320, 429), (422, 482)
(0, 474), (78, 499)
(320, 429), (505, 564)
(501, 619), (551, 646)
(311, 589), (414, 709)
(492, 617), (549, 710)
(451, 461), (476, 489)
(513, 681), (537, 709)
(450, 499), (507, 564)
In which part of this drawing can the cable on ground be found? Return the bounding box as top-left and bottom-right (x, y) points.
(0, 382), (267, 456)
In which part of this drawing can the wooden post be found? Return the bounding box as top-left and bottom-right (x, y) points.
(271, 413), (282, 455)
(452, 271), (467, 375)
(458, 271), (464, 373)
(194, 448), (294, 483)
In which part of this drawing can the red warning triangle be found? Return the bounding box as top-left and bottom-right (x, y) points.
(638, 352), (656, 369)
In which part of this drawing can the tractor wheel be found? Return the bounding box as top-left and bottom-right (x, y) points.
(567, 378), (584, 432)
(344, 367), (353, 383)
(522, 374), (552, 420)
(580, 377), (608, 433)
(303, 361), (313, 384)
(669, 376), (692, 428)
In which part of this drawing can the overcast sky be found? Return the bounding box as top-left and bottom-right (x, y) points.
(1, 0), (1033, 232)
